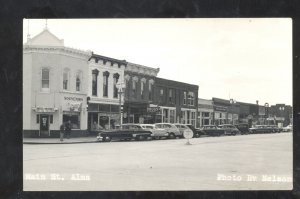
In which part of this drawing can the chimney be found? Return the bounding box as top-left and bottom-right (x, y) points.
(256, 100), (259, 105)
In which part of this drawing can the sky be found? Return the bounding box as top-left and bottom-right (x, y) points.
(23, 18), (292, 106)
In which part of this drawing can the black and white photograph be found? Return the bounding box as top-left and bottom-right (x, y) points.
(22, 18), (292, 191)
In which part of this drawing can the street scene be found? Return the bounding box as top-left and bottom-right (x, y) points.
(23, 19), (292, 191)
(24, 132), (292, 191)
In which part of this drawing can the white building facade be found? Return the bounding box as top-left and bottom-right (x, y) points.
(87, 54), (126, 130)
(197, 98), (214, 127)
(23, 29), (91, 137)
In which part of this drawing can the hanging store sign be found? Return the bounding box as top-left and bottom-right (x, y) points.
(147, 107), (160, 113)
(214, 106), (227, 112)
(34, 107), (56, 113)
(67, 102), (82, 112)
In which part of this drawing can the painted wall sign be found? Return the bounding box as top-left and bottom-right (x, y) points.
(64, 96), (84, 101)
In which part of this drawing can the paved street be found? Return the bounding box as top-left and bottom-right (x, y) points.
(23, 133), (292, 191)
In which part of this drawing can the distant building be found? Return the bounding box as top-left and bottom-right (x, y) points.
(197, 98), (213, 127)
(23, 28), (91, 137)
(268, 104), (293, 127)
(152, 78), (198, 126)
(123, 62), (159, 124)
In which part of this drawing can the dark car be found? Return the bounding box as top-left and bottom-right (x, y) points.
(218, 124), (240, 136)
(267, 125), (282, 133)
(249, 125), (274, 134)
(200, 125), (224, 136)
(97, 124), (152, 142)
(235, 123), (250, 135)
(186, 124), (203, 138)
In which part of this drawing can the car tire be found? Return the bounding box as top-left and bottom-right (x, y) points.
(168, 133), (176, 139)
(195, 133), (200, 138)
(103, 136), (111, 142)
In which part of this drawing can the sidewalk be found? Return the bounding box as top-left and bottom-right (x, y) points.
(23, 136), (99, 144)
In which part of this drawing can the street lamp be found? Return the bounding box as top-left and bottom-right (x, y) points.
(264, 103), (269, 125)
(117, 82), (126, 128)
(229, 99), (236, 124)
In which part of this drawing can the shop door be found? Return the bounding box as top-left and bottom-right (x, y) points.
(40, 115), (49, 136)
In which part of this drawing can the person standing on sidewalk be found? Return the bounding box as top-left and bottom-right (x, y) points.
(60, 123), (65, 142)
(66, 120), (72, 139)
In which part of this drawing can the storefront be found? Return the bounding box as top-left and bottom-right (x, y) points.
(181, 108), (197, 126)
(213, 105), (228, 125)
(88, 103), (120, 130)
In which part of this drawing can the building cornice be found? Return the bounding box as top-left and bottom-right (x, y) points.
(23, 45), (92, 61)
(126, 62), (159, 77)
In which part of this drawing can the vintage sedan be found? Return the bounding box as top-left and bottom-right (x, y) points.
(174, 124), (194, 138)
(218, 124), (240, 136)
(154, 123), (181, 138)
(185, 124), (203, 138)
(282, 124), (292, 132)
(249, 125), (274, 134)
(200, 125), (224, 136)
(97, 124), (152, 142)
(235, 123), (250, 135)
(140, 124), (169, 139)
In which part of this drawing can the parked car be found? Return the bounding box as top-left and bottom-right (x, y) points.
(154, 123), (181, 138)
(174, 124), (194, 138)
(185, 124), (203, 138)
(267, 125), (282, 133)
(140, 124), (169, 139)
(200, 125), (224, 136)
(249, 125), (274, 134)
(218, 124), (240, 135)
(97, 123), (152, 142)
(282, 124), (292, 132)
(235, 123), (250, 135)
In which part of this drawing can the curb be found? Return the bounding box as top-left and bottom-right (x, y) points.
(23, 141), (99, 144)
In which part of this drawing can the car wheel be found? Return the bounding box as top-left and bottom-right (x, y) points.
(195, 133), (200, 138)
(104, 136), (111, 142)
(155, 136), (160, 140)
(168, 133), (176, 139)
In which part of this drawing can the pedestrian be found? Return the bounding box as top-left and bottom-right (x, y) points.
(66, 120), (72, 139)
(60, 123), (65, 142)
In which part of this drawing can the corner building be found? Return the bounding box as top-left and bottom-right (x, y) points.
(23, 29), (91, 137)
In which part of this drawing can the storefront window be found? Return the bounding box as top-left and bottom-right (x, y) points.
(163, 109), (169, 123)
(63, 113), (80, 129)
(170, 109), (175, 123)
(181, 111), (186, 124)
(191, 111), (196, 126)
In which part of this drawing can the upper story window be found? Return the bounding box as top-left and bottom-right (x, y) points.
(141, 78), (146, 99)
(63, 68), (70, 90)
(160, 88), (164, 102)
(169, 89), (173, 103)
(41, 68), (50, 91)
(113, 73), (120, 98)
(183, 91), (187, 105)
(76, 71), (82, 92)
(132, 76), (138, 98)
(103, 71), (110, 97)
(188, 92), (195, 106)
(92, 69), (99, 96)
(149, 79), (154, 100)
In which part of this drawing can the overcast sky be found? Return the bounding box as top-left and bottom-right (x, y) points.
(23, 18), (292, 106)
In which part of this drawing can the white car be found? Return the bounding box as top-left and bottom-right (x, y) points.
(154, 123), (181, 138)
(140, 124), (169, 139)
(282, 124), (292, 132)
(174, 124), (194, 138)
